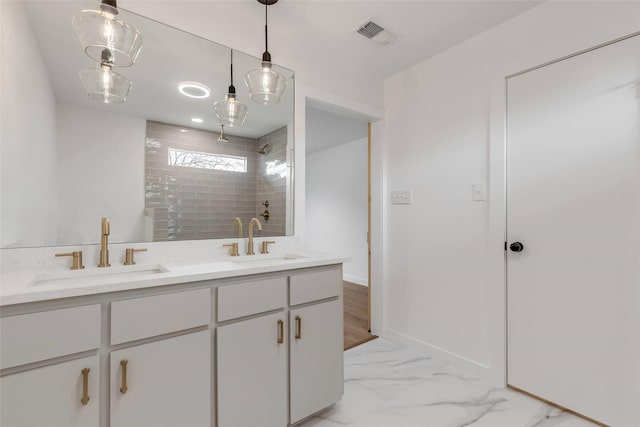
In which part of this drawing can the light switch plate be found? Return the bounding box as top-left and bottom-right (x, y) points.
(391, 190), (412, 205)
(472, 183), (487, 201)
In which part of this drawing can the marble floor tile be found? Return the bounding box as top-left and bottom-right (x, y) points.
(298, 338), (598, 427)
(314, 381), (387, 424)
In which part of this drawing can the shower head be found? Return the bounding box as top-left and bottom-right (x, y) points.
(218, 124), (229, 143)
(257, 143), (270, 154)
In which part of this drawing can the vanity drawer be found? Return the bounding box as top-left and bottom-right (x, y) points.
(0, 304), (101, 369)
(111, 288), (210, 345)
(290, 267), (341, 306)
(218, 277), (286, 322)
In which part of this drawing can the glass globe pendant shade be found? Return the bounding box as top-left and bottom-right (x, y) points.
(214, 92), (248, 127)
(72, 3), (142, 67)
(245, 61), (287, 105)
(79, 64), (132, 104)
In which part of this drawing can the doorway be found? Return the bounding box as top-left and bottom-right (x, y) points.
(506, 34), (640, 426)
(304, 100), (377, 350)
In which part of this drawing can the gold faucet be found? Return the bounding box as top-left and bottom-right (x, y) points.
(247, 218), (262, 255)
(98, 217), (110, 267)
(223, 242), (240, 257)
(124, 248), (147, 266)
(261, 241), (275, 254)
(233, 217), (243, 238)
(55, 251), (85, 270)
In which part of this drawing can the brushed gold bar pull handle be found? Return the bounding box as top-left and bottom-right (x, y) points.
(295, 315), (302, 340)
(120, 359), (128, 394)
(277, 319), (284, 344)
(81, 368), (90, 406)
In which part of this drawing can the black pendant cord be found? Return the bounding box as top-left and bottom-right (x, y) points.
(229, 49), (236, 98)
(229, 50), (236, 94)
(262, 1), (271, 62)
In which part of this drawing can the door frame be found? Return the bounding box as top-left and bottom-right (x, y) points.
(295, 85), (384, 335)
(367, 122), (372, 331)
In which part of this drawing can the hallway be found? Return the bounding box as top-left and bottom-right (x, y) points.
(343, 281), (376, 350)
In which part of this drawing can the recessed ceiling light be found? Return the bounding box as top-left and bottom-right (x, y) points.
(178, 81), (211, 99)
(191, 117), (203, 123)
(180, 129), (189, 133)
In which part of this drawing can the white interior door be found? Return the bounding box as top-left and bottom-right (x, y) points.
(507, 34), (640, 427)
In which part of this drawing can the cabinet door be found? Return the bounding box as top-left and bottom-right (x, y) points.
(290, 300), (343, 423)
(217, 312), (287, 427)
(0, 355), (99, 427)
(110, 330), (211, 427)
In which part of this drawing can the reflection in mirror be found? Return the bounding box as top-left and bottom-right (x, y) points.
(145, 121), (289, 241)
(0, 1), (294, 248)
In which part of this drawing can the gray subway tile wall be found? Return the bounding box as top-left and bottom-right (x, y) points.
(144, 121), (287, 241)
(257, 127), (288, 237)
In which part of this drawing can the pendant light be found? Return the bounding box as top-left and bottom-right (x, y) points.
(244, 0), (287, 105)
(79, 48), (132, 103)
(72, 0), (142, 67)
(214, 50), (248, 127)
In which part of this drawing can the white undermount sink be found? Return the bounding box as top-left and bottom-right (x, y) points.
(231, 254), (309, 265)
(30, 264), (170, 287)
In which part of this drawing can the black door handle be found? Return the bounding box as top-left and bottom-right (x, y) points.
(510, 242), (524, 252)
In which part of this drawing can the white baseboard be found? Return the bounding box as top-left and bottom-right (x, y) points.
(343, 274), (367, 286)
(383, 328), (491, 379)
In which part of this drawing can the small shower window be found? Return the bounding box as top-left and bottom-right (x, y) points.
(168, 148), (246, 173)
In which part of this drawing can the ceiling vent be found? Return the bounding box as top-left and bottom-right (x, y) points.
(356, 20), (398, 47)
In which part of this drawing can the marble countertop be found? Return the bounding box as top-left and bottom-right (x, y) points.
(0, 251), (347, 306)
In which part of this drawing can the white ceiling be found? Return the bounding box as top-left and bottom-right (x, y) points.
(122, 0), (543, 107)
(305, 101), (369, 154)
(20, 0), (544, 138)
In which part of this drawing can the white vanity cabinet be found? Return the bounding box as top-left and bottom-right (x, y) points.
(217, 312), (288, 427)
(1, 262), (344, 427)
(0, 305), (102, 427)
(290, 300), (343, 424)
(216, 277), (288, 427)
(0, 355), (100, 427)
(109, 289), (212, 427)
(110, 330), (211, 427)
(289, 269), (344, 424)
(217, 267), (343, 427)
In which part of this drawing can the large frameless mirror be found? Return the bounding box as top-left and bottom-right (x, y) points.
(1, 0), (294, 248)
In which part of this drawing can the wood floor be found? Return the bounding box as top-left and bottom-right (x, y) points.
(343, 281), (377, 350)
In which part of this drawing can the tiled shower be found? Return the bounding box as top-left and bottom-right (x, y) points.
(144, 121), (288, 241)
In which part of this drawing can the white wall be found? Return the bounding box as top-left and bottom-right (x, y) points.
(306, 138), (368, 285)
(383, 1), (640, 382)
(56, 105), (146, 245)
(0, 1), (58, 247)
